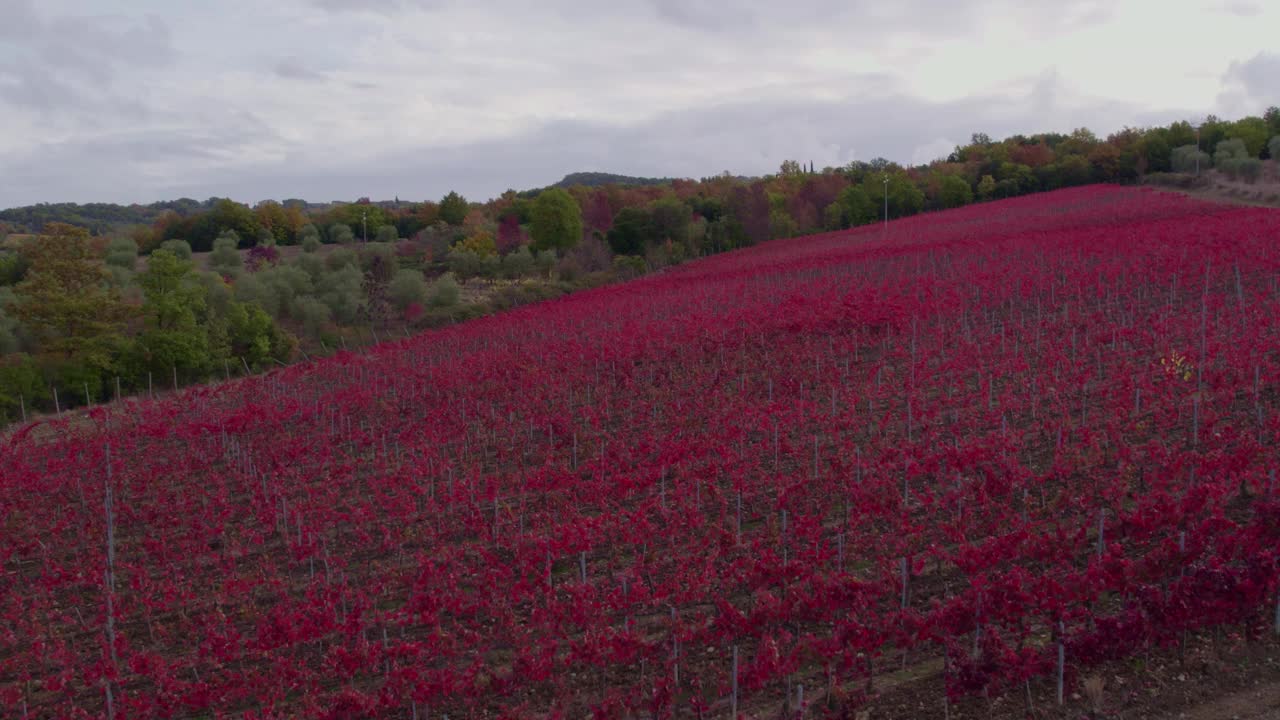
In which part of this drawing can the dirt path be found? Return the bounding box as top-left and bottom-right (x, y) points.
(1178, 681), (1280, 720)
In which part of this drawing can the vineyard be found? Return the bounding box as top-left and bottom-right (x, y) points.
(3, 185), (1279, 718)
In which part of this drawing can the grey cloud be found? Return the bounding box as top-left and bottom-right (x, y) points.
(275, 58), (326, 81)
(1224, 52), (1280, 100)
(0, 2), (174, 115)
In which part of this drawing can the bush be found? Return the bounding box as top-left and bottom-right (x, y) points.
(535, 250), (557, 277)
(0, 288), (22, 354)
(1170, 145), (1211, 174)
(1236, 158), (1263, 183)
(246, 244), (281, 272)
(388, 269), (428, 311)
(292, 253), (326, 282)
(501, 247), (536, 278)
(375, 225), (399, 243)
(429, 272), (461, 307)
(301, 233), (322, 253)
(0, 354), (47, 422)
(328, 223), (354, 244)
(0, 250), (30, 286)
(104, 237), (138, 270)
(295, 296), (331, 340)
(325, 247), (358, 272)
(1269, 136), (1280, 164)
(209, 234), (243, 275)
(359, 242), (398, 283)
(298, 224), (321, 248)
(1214, 138), (1250, 168)
(612, 255), (647, 279)
(446, 248), (485, 277)
(319, 265), (365, 324)
(159, 239), (193, 261)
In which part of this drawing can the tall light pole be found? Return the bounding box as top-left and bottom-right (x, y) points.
(883, 174), (889, 235)
(1195, 125), (1201, 176)
(362, 210), (368, 243)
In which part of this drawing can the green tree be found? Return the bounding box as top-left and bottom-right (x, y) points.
(298, 224), (322, 251)
(226, 302), (294, 368)
(328, 223), (355, 244)
(0, 250), (30, 286)
(1171, 145), (1210, 174)
(375, 225), (399, 243)
(209, 232), (243, 275)
(649, 198), (691, 244)
(301, 232), (322, 253)
(1269, 136), (1280, 164)
(937, 175), (974, 209)
(1226, 116), (1269, 157)
(295, 296), (331, 340)
(12, 224), (132, 380)
(606, 207), (653, 256)
(885, 174), (925, 218)
(834, 185), (877, 226)
(976, 175), (997, 201)
(529, 188), (583, 252)
(187, 198), (261, 252)
(0, 354), (47, 423)
(501, 246), (536, 278)
(0, 288), (22, 354)
(439, 191), (469, 226)
(429, 272), (461, 307)
(319, 265), (365, 324)
(1215, 138), (1250, 166)
(135, 249), (212, 381)
(159, 238), (193, 260)
(388, 269), (428, 311)
(104, 237), (138, 271)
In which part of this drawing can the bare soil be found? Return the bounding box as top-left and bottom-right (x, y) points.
(1146, 164), (1280, 208)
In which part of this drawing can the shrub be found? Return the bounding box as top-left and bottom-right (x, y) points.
(209, 234), (243, 275)
(1170, 145), (1211, 174)
(1214, 138), (1250, 168)
(612, 255), (647, 279)
(104, 237), (138, 271)
(246, 244), (281, 272)
(159, 239), (193, 261)
(320, 265), (365, 324)
(325, 247), (358, 272)
(388, 269), (428, 311)
(295, 296), (332, 340)
(375, 225), (399, 243)
(501, 247), (536, 278)
(1236, 158), (1263, 183)
(429, 272), (461, 307)
(328, 223), (354, 245)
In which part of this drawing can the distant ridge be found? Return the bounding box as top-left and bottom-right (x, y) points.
(552, 172), (675, 189)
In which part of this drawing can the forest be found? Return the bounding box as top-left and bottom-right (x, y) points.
(1, 109), (1278, 423)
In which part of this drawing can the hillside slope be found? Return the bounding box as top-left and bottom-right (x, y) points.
(3, 186), (1279, 718)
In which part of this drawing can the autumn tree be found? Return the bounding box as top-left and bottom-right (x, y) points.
(12, 223), (133, 392)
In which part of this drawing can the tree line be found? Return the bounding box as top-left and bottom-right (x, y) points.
(2, 109), (1278, 423)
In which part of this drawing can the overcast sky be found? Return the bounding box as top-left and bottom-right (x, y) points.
(1, 0), (1276, 207)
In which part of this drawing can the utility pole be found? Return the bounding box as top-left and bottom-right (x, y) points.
(362, 210), (367, 243)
